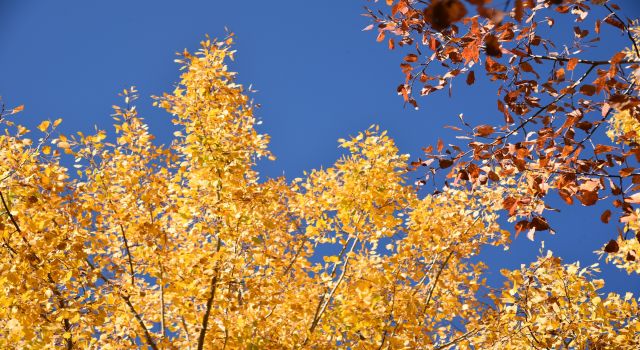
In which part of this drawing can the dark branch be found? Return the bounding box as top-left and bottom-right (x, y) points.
(119, 224), (136, 286)
(197, 237), (222, 350)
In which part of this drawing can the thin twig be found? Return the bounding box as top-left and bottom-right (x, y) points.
(528, 54), (639, 66)
(119, 224), (135, 286)
(0, 190), (22, 235)
(433, 328), (480, 350)
(304, 237), (359, 345)
(160, 263), (166, 338)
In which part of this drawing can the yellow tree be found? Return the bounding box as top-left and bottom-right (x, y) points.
(1, 35), (639, 349)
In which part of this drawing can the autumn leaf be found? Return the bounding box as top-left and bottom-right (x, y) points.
(580, 85), (596, 96)
(604, 239), (619, 253)
(423, 0), (467, 31)
(484, 34), (502, 57)
(37, 120), (50, 132)
(404, 54), (418, 62)
(600, 209), (611, 223)
(466, 70), (475, 85)
(476, 124), (495, 137)
(566, 57), (579, 71)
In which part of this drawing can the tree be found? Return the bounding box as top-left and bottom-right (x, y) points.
(366, 1), (640, 263)
(0, 34), (639, 350)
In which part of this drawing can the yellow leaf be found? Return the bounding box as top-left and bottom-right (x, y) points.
(37, 120), (50, 132)
(324, 256), (340, 263)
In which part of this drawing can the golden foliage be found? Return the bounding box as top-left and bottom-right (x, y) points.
(1, 37), (639, 349)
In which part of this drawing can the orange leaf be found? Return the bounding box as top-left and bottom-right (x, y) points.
(600, 210), (611, 224)
(514, 0), (524, 22)
(466, 70), (475, 85)
(476, 125), (495, 137)
(404, 54), (419, 62)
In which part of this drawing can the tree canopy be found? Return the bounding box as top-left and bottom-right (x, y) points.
(1, 0), (640, 348)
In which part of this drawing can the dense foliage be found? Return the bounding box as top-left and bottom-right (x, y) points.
(1, 0), (640, 347)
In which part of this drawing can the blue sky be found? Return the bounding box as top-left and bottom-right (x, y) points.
(1, 1), (639, 293)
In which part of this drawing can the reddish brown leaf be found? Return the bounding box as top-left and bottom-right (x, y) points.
(514, 0), (524, 22)
(515, 220), (530, 236)
(578, 190), (598, 206)
(580, 85), (596, 96)
(575, 120), (592, 131)
(620, 167), (636, 178)
(604, 16), (625, 31)
(594, 144), (614, 155)
(567, 58), (579, 71)
(484, 34), (502, 57)
(466, 70), (475, 85)
(476, 125), (495, 137)
(611, 51), (626, 65)
(488, 171), (500, 181)
(604, 239), (619, 253)
(531, 216), (550, 231)
(439, 158), (454, 169)
(404, 54), (419, 62)
(558, 189), (574, 205)
(600, 209), (611, 224)
(520, 61), (534, 73)
(424, 0), (468, 31)
(503, 196), (517, 216)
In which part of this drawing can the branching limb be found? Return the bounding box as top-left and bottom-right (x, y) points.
(304, 237), (359, 345)
(84, 258), (159, 350)
(197, 236), (222, 350)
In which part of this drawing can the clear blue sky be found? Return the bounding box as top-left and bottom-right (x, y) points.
(1, 1), (638, 294)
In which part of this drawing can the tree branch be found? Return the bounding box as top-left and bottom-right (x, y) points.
(197, 236), (222, 350)
(122, 294), (159, 350)
(0, 190), (21, 235)
(119, 224), (136, 286)
(160, 262), (166, 339)
(527, 54), (639, 66)
(433, 328), (479, 350)
(304, 237), (359, 345)
(84, 258), (158, 350)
